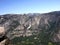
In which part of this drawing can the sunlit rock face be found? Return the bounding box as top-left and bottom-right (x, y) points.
(0, 27), (6, 45)
(0, 26), (11, 45)
(0, 27), (5, 38)
(0, 39), (6, 45)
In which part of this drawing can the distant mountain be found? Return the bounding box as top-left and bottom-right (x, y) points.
(0, 11), (60, 42)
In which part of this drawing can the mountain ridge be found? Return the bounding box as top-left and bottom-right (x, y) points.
(0, 11), (60, 42)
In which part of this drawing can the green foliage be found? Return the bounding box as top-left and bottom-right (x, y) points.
(11, 35), (40, 45)
(48, 42), (54, 45)
(37, 20), (57, 45)
(11, 35), (59, 45)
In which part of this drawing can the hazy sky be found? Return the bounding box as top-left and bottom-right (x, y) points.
(0, 0), (60, 15)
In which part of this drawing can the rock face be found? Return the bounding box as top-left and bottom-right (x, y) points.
(0, 27), (8, 45)
(0, 11), (60, 42)
(0, 39), (6, 45)
(0, 27), (5, 38)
